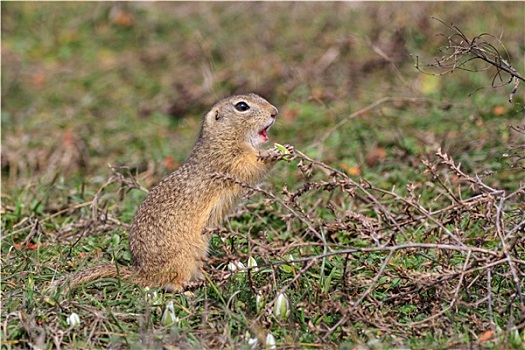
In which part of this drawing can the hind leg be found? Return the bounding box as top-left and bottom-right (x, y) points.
(159, 267), (192, 292)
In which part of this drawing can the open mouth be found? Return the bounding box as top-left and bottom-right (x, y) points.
(259, 121), (274, 143)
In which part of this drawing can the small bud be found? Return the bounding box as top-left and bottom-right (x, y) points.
(27, 275), (34, 289)
(67, 312), (81, 327)
(161, 301), (179, 327)
(111, 233), (120, 246)
(247, 257), (259, 272)
(256, 293), (265, 313)
(280, 255), (295, 273)
(273, 292), (290, 320)
(509, 329), (522, 347)
(265, 333), (276, 349)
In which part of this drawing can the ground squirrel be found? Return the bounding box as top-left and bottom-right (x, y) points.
(58, 93), (286, 292)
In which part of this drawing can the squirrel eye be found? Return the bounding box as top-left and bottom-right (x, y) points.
(234, 101), (250, 112)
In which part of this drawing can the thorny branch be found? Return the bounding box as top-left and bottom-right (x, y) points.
(208, 145), (525, 337)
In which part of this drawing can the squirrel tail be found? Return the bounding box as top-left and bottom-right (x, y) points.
(52, 263), (141, 294)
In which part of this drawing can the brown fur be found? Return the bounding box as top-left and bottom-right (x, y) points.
(57, 94), (280, 292)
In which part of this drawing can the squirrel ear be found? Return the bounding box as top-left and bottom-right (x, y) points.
(204, 109), (220, 126)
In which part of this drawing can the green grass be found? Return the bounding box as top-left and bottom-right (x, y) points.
(2, 2), (525, 349)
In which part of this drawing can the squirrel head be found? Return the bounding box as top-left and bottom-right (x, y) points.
(202, 93), (278, 150)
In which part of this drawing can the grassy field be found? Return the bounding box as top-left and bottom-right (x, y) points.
(2, 2), (524, 349)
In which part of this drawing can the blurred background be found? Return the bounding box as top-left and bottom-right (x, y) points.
(2, 2), (524, 188)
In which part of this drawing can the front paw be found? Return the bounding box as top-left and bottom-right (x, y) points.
(258, 148), (280, 163)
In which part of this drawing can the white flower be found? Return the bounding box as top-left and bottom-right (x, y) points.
(248, 337), (258, 349)
(247, 257), (259, 272)
(228, 261), (245, 272)
(273, 292), (290, 320)
(161, 301), (179, 326)
(144, 287), (161, 305)
(67, 312), (80, 327)
(246, 331), (258, 350)
(265, 333), (276, 349)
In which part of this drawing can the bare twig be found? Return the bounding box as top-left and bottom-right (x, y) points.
(415, 17), (524, 102)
